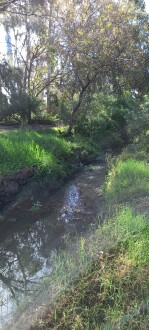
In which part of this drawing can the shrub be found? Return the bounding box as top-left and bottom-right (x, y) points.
(0, 92), (9, 121)
(75, 93), (132, 147)
(7, 92), (42, 124)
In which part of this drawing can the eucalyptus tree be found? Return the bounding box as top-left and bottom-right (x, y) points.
(1, 0), (62, 120)
(1, 1), (48, 121)
(31, 0), (61, 111)
(57, 0), (149, 134)
(130, 0), (145, 10)
(0, 0), (148, 127)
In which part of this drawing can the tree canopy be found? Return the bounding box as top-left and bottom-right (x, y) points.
(0, 0), (148, 130)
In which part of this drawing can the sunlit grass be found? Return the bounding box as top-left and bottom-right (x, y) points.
(105, 157), (149, 201)
(0, 128), (99, 184)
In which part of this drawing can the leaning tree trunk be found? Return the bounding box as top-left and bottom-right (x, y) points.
(66, 79), (91, 136)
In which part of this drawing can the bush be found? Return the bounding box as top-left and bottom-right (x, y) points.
(75, 93), (132, 147)
(3, 92), (42, 125)
(126, 94), (149, 142)
(0, 92), (9, 121)
(58, 95), (72, 125)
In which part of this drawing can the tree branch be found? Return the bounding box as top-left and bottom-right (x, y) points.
(35, 72), (59, 97)
(0, 0), (18, 12)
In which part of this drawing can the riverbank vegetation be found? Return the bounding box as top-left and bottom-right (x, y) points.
(0, 128), (100, 182)
(30, 154), (149, 329)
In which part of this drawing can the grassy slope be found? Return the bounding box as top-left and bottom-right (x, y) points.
(0, 128), (99, 185)
(30, 150), (149, 330)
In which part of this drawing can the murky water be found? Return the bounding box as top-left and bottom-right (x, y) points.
(0, 163), (106, 329)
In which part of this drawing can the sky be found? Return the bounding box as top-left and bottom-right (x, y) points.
(145, 0), (149, 12)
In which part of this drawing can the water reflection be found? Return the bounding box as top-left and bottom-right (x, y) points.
(59, 185), (80, 223)
(0, 164), (106, 328)
(0, 219), (63, 325)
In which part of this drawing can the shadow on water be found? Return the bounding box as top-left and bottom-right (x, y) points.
(0, 163), (107, 329)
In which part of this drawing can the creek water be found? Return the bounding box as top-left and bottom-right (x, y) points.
(0, 163), (106, 330)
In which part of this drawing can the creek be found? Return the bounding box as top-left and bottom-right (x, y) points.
(0, 162), (107, 330)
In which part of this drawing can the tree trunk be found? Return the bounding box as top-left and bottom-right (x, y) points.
(66, 79), (91, 136)
(66, 119), (74, 136)
(23, 1), (31, 124)
(27, 109), (31, 124)
(46, 0), (53, 112)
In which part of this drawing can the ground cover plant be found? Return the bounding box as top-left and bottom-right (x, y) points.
(0, 128), (99, 185)
(105, 153), (149, 203)
(29, 206), (149, 330)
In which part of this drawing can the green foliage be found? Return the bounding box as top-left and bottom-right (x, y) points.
(0, 92), (9, 120)
(0, 128), (99, 184)
(75, 93), (134, 147)
(0, 60), (23, 94)
(30, 201), (42, 212)
(127, 95), (149, 142)
(7, 92), (42, 124)
(31, 113), (60, 125)
(132, 0), (146, 10)
(58, 96), (72, 125)
(105, 156), (149, 201)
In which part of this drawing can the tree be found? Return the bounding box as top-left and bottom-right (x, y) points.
(56, 0), (149, 134)
(0, 0), (18, 12)
(1, 0), (61, 121)
(129, 0), (145, 10)
(0, 0), (148, 128)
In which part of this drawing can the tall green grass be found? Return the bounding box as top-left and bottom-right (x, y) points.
(0, 128), (99, 184)
(105, 156), (149, 201)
